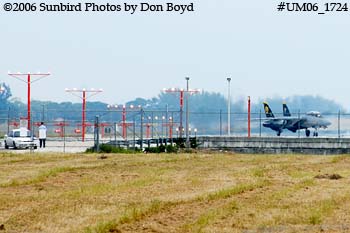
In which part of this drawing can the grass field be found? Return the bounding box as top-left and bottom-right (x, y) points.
(1, 152), (350, 232)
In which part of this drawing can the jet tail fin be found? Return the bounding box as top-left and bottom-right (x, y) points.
(263, 102), (274, 118)
(283, 103), (291, 117)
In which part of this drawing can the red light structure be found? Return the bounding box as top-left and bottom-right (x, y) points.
(33, 122), (42, 127)
(33, 122), (42, 136)
(248, 96), (251, 138)
(76, 122), (93, 139)
(9, 121), (20, 128)
(74, 129), (81, 134)
(99, 122), (111, 138)
(162, 117), (176, 139)
(8, 72), (51, 130)
(107, 104), (141, 139)
(54, 122), (70, 137)
(145, 123), (151, 138)
(65, 88), (103, 142)
(163, 87), (200, 138)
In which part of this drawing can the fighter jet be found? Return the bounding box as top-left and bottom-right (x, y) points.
(262, 102), (331, 137)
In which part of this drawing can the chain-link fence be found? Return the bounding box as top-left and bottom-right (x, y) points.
(0, 109), (348, 152)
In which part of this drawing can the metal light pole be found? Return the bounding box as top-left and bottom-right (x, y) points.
(65, 88), (103, 142)
(227, 77), (231, 136)
(163, 80), (200, 148)
(8, 72), (51, 130)
(185, 77), (190, 148)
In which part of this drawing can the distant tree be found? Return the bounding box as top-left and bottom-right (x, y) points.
(0, 83), (11, 109)
(253, 95), (344, 115)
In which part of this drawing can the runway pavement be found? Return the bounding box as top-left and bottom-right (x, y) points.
(0, 140), (95, 153)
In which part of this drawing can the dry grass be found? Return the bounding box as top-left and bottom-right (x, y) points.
(1, 152), (350, 232)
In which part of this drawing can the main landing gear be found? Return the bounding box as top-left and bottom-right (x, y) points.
(306, 129), (310, 137)
(305, 129), (318, 137)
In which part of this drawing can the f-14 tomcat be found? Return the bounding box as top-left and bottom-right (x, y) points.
(262, 102), (331, 137)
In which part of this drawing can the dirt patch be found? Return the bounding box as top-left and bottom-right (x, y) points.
(314, 174), (343, 180)
(99, 155), (108, 160)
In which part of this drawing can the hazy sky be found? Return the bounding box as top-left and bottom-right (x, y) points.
(1, 0), (349, 108)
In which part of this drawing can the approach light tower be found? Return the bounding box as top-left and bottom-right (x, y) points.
(163, 81), (200, 141)
(65, 88), (103, 142)
(8, 72), (51, 130)
(163, 88), (185, 138)
(107, 104), (141, 139)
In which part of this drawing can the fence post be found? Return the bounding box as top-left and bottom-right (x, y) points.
(140, 108), (144, 150)
(220, 109), (222, 136)
(298, 110), (301, 138)
(63, 118), (66, 153)
(114, 122), (117, 147)
(7, 107), (10, 134)
(165, 104), (168, 145)
(151, 111), (154, 138)
(338, 110), (340, 139)
(259, 109), (261, 137)
(133, 115), (136, 151)
(248, 96), (251, 138)
(94, 115), (100, 152)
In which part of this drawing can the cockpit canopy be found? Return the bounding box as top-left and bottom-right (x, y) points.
(306, 111), (322, 118)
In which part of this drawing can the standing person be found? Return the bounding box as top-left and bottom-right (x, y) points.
(38, 122), (47, 148)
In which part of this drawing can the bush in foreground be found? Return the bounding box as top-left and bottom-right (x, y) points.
(86, 144), (141, 154)
(144, 145), (179, 153)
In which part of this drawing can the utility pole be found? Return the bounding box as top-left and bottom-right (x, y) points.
(8, 72), (51, 130)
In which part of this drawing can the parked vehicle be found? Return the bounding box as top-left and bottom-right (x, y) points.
(4, 128), (39, 149)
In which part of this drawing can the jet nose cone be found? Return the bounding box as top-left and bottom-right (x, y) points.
(324, 119), (331, 126)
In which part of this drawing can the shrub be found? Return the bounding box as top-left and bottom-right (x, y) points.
(166, 145), (178, 153)
(85, 144), (141, 154)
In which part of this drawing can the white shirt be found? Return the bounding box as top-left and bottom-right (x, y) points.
(38, 125), (47, 139)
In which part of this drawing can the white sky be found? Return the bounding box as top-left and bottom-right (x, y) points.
(1, 0), (349, 108)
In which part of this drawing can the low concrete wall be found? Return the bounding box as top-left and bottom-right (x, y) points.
(197, 136), (350, 154)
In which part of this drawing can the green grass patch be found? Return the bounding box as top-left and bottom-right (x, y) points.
(183, 201), (239, 232)
(85, 199), (172, 233)
(251, 167), (268, 177)
(198, 180), (269, 202)
(330, 155), (349, 163)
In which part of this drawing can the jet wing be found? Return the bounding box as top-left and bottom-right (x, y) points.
(263, 117), (306, 128)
